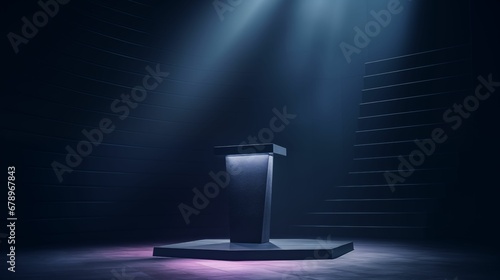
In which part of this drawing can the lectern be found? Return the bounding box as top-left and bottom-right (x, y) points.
(153, 143), (354, 260)
(214, 144), (286, 243)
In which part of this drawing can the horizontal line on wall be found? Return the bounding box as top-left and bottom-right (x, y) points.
(364, 44), (470, 65)
(30, 226), (225, 238)
(4, 128), (195, 151)
(21, 215), (172, 222)
(362, 74), (468, 92)
(308, 212), (425, 215)
(42, 82), (254, 114)
(21, 87), (208, 124)
(127, 1), (153, 8)
(364, 58), (470, 78)
(356, 122), (443, 133)
(75, 8), (152, 34)
(25, 165), (208, 177)
(21, 148), (209, 164)
(294, 225), (427, 229)
(335, 183), (446, 188)
(26, 200), (195, 205)
(55, 42), (232, 82)
(73, 39), (257, 76)
(92, 2), (152, 21)
(353, 153), (457, 161)
(360, 89), (469, 105)
(73, 39), (164, 66)
(358, 107), (447, 120)
(348, 167), (453, 174)
(76, 2), (232, 69)
(354, 139), (430, 147)
(325, 198), (435, 202)
(78, 23), (159, 49)
(12, 110), (201, 139)
(21, 183), (197, 190)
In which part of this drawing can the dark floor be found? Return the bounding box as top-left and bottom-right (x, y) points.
(2, 239), (499, 279)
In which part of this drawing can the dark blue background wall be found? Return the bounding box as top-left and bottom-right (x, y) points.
(1, 0), (498, 246)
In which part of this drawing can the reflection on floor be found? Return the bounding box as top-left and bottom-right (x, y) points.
(4, 239), (499, 279)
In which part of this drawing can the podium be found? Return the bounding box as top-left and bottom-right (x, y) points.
(214, 144), (286, 243)
(153, 143), (353, 260)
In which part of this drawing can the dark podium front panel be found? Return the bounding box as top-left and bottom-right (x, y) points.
(214, 144), (286, 244)
(226, 154), (273, 243)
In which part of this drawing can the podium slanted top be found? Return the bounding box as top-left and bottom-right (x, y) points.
(214, 143), (286, 156)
